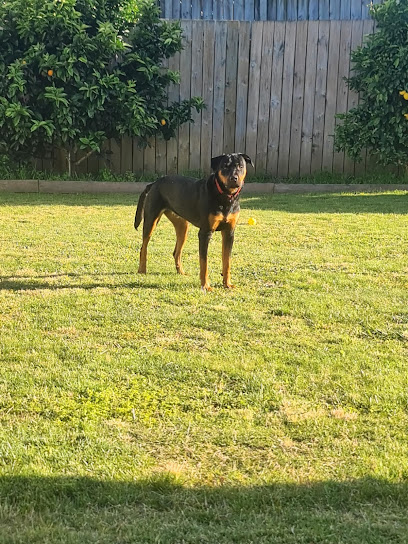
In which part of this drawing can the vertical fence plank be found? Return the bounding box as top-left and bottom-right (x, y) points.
(156, 58), (169, 175)
(121, 137), (133, 174)
(256, 22), (274, 173)
(329, 0), (340, 19)
(214, 0), (223, 20)
(172, 0), (181, 18)
(212, 21), (228, 157)
(223, 21), (240, 154)
(289, 21), (308, 176)
(189, 20), (204, 171)
(299, 21), (318, 175)
(351, 0), (362, 19)
(361, 0), (372, 19)
(340, 0), (351, 19)
(224, 0), (232, 20)
(254, 0), (260, 20)
(234, 0), (244, 20)
(87, 149), (99, 175)
(322, 20), (341, 172)
(167, 51), (180, 174)
(298, 0), (308, 21)
(109, 139), (121, 174)
(192, 1), (201, 18)
(333, 21), (352, 173)
(178, 21), (192, 173)
(309, 0), (319, 20)
(267, 21), (285, 175)
(144, 141), (156, 175)
(244, 0), (255, 21)
(267, 0), (277, 20)
(287, 0), (298, 20)
(319, 0), (330, 19)
(277, 0), (287, 20)
(200, 21), (215, 172)
(278, 22), (296, 177)
(98, 141), (110, 173)
(235, 22), (251, 155)
(132, 141), (144, 175)
(202, 0), (213, 19)
(258, 0), (267, 20)
(163, 0), (172, 19)
(155, 136), (167, 175)
(245, 21), (263, 169)
(181, 0), (192, 19)
(310, 20), (330, 174)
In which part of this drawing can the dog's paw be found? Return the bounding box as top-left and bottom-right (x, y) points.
(223, 283), (235, 289)
(201, 285), (213, 292)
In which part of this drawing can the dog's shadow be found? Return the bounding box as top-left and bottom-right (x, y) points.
(0, 272), (173, 292)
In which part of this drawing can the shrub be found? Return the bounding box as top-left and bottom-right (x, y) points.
(0, 0), (204, 173)
(335, 0), (408, 167)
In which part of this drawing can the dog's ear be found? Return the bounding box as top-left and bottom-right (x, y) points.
(240, 154), (254, 168)
(211, 155), (226, 172)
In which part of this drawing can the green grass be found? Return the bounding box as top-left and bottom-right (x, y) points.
(1, 191), (408, 543)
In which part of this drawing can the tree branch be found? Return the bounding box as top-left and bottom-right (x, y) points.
(75, 149), (95, 166)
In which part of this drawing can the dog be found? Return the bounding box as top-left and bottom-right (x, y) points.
(134, 153), (253, 291)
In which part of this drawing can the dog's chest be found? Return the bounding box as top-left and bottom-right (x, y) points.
(208, 209), (239, 231)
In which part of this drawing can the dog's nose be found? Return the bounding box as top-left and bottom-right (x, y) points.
(232, 175), (238, 183)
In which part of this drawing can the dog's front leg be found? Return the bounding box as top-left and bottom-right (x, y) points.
(221, 228), (235, 289)
(198, 229), (213, 291)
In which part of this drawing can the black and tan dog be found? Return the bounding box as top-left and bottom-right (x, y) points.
(134, 153), (253, 291)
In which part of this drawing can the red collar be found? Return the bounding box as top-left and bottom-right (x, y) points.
(214, 176), (242, 200)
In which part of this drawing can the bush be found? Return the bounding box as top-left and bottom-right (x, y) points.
(335, 0), (408, 167)
(0, 0), (204, 173)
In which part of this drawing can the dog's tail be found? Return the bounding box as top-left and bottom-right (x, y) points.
(134, 183), (153, 230)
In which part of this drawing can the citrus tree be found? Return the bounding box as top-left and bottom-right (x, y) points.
(0, 0), (204, 173)
(335, 0), (408, 167)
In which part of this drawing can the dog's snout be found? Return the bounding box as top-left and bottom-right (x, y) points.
(232, 174), (239, 183)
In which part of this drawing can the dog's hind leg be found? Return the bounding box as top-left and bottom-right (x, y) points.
(138, 208), (163, 274)
(164, 211), (189, 275)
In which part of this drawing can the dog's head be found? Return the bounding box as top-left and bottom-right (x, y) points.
(211, 153), (254, 194)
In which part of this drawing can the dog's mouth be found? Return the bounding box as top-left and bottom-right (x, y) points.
(227, 176), (244, 191)
(216, 169), (246, 195)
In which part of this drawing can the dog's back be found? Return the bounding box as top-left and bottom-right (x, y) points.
(135, 175), (206, 230)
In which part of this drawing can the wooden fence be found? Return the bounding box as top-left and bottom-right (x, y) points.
(158, 0), (383, 20)
(80, 19), (376, 178)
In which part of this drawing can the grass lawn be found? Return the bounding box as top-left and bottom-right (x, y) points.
(1, 190), (408, 543)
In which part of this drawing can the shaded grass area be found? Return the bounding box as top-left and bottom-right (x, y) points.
(1, 191), (408, 543)
(1, 476), (407, 543)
